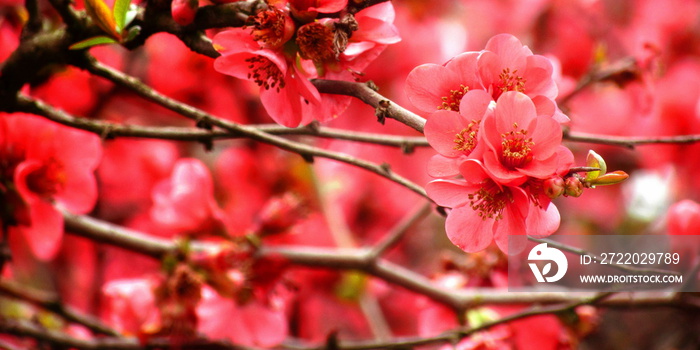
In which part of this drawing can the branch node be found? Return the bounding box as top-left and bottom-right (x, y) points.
(375, 99), (391, 125)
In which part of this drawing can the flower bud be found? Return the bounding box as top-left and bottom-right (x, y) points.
(588, 170), (629, 187)
(257, 193), (305, 235)
(543, 176), (566, 199)
(585, 150), (607, 182)
(171, 0), (198, 26)
(564, 176), (584, 197)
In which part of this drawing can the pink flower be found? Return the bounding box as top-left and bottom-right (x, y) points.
(150, 158), (226, 235)
(213, 29), (322, 127)
(1, 113), (102, 261)
(405, 51), (482, 114)
(341, 1), (401, 68)
(426, 160), (529, 253)
(424, 90), (493, 177)
(102, 278), (161, 336)
(480, 91), (573, 186)
(478, 33), (558, 102)
(197, 285), (288, 347)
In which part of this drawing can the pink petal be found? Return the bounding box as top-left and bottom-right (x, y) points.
(425, 179), (475, 208)
(524, 55), (557, 99)
(260, 82), (303, 127)
(311, 0), (347, 13)
(457, 159), (492, 184)
(526, 202), (561, 238)
(494, 91), (536, 133)
(405, 64), (461, 113)
(445, 205), (494, 252)
(427, 154), (462, 178)
(529, 116), (562, 157)
(517, 151), (560, 179)
(492, 188), (528, 254)
(483, 150), (527, 186)
(23, 200), (63, 261)
(425, 110), (469, 157)
(457, 89), (492, 120)
(352, 17), (400, 45)
(354, 1), (395, 22)
(58, 168), (98, 214)
(445, 52), (482, 92)
(484, 33), (530, 69)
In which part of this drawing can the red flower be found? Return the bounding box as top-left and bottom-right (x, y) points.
(213, 29), (322, 127)
(424, 90), (493, 177)
(150, 158), (227, 235)
(426, 160), (529, 253)
(197, 285), (289, 347)
(478, 33), (558, 102)
(1, 114), (102, 260)
(480, 91), (572, 186)
(405, 51), (481, 114)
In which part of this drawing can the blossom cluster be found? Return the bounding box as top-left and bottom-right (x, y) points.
(212, 0), (400, 127)
(406, 34), (574, 253)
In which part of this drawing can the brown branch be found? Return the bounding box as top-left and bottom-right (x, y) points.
(0, 281), (120, 336)
(71, 56), (427, 198)
(312, 79), (427, 133)
(62, 211), (700, 314)
(565, 130), (700, 148)
(12, 95), (429, 149)
(0, 318), (259, 350)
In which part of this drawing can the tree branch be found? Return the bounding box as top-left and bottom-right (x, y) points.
(312, 79), (427, 133)
(62, 211), (700, 314)
(0, 281), (120, 336)
(71, 56), (428, 198)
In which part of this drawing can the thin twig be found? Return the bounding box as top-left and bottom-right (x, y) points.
(565, 130), (700, 148)
(368, 202), (433, 260)
(0, 281), (121, 336)
(73, 56), (428, 198)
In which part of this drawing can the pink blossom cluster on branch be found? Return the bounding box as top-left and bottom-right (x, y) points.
(406, 34), (574, 253)
(213, 0), (400, 126)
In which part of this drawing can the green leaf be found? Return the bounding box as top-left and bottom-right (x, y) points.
(69, 36), (118, 50)
(124, 25), (141, 42)
(113, 0), (131, 33)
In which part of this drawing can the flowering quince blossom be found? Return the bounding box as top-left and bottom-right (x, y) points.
(418, 34), (576, 254)
(481, 91), (573, 186)
(406, 33), (568, 123)
(150, 158), (227, 235)
(212, 1), (399, 127)
(424, 89), (492, 177)
(0, 113), (102, 261)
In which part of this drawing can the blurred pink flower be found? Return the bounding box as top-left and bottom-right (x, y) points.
(1, 114), (102, 261)
(197, 285), (288, 347)
(150, 158), (226, 235)
(102, 278), (161, 336)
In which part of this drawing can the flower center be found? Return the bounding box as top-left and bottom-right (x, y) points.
(26, 159), (65, 198)
(500, 123), (534, 169)
(296, 22), (337, 62)
(250, 8), (291, 49)
(245, 56), (286, 91)
(468, 180), (512, 220)
(495, 68), (525, 99)
(438, 84), (469, 111)
(453, 120), (480, 153)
